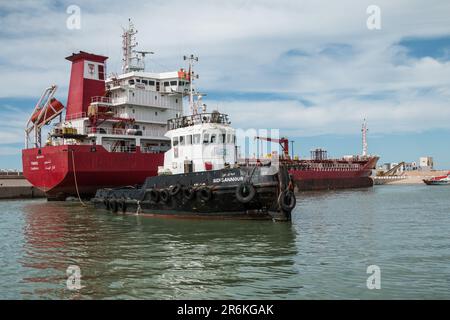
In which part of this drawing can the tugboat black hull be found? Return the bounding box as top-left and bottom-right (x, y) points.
(92, 166), (296, 221)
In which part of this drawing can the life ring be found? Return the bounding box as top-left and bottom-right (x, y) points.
(110, 199), (119, 213)
(182, 187), (195, 200)
(235, 183), (256, 203)
(160, 189), (170, 203)
(197, 187), (212, 202)
(169, 184), (182, 196)
(280, 190), (296, 212)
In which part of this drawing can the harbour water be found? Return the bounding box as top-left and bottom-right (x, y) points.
(0, 185), (449, 299)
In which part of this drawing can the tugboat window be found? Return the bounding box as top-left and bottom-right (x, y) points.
(193, 134), (201, 144)
(210, 134), (217, 144)
(219, 134), (226, 143)
(203, 134), (210, 144)
(173, 137), (179, 146)
(180, 136), (185, 146)
(186, 135), (192, 145)
(164, 81), (170, 86)
(170, 80), (177, 86)
(149, 80), (155, 86)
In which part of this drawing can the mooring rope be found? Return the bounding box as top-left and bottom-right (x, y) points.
(71, 149), (86, 207)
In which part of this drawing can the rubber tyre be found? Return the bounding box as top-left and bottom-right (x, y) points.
(160, 189), (170, 203)
(110, 200), (119, 213)
(280, 190), (296, 212)
(235, 183), (256, 203)
(149, 189), (160, 203)
(182, 187), (196, 200)
(169, 184), (182, 196)
(197, 187), (212, 202)
(118, 199), (127, 213)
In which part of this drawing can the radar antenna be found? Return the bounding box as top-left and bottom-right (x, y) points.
(122, 19), (154, 72)
(183, 54), (203, 114)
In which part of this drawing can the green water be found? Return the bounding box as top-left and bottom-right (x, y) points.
(0, 185), (449, 299)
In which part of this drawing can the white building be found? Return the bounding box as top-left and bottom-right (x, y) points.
(419, 156), (434, 170)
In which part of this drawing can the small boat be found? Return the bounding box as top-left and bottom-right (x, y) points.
(91, 56), (296, 221)
(423, 172), (450, 185)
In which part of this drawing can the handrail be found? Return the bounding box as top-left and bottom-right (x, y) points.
(65, 112), (87, 121)
(91, 96), (112, 104)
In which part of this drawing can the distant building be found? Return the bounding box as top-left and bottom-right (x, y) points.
(402, 162), (418, 171)
(419, 156), (434, 170)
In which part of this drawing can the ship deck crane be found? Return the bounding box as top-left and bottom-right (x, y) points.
(254, 136), (290, 159)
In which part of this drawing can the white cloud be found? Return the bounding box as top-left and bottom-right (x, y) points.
(0, 0), (449, 139)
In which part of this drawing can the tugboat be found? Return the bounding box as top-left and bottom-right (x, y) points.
(423, 172), (450, 185)
(92, 55), (296, 221)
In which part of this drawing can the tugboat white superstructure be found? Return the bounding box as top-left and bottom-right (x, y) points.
(92, 56), (296, 221)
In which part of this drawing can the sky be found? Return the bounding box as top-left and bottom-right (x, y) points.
(0, 0), (450, 169)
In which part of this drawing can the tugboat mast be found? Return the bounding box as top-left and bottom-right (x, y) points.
(183, 54), (202, 114)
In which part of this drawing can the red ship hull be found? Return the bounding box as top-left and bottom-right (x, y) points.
(286, 156), (379, 191)
(22, 145), (163, 200)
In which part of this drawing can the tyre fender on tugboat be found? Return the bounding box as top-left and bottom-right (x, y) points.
(110, 199), (119, 213)
(160, 189), (170, 203)
(279, 189), (296, 212)
(117, 198), (127, 213)
(235, 182), (256, 203)
(169, 184), (182, 196)
(103, 198), (110, 210)
(198, 187), (212, 202)
(182, 187), (196, 200)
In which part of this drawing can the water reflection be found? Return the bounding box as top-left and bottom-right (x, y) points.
(20, 201), (299, 299)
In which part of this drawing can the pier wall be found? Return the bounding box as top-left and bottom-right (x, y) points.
(0, 178), (45, 199)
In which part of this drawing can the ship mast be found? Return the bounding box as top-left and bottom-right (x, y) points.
(361, 118), (368, 157)
(184, 54), (202, 114)
(122, 19), (153, 73)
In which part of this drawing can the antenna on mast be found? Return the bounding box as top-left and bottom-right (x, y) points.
(183, 54), (200, 114)
(122, 19), (154, 73)
(361, 118), (368, 157)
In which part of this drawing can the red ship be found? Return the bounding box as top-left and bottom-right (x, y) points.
(254, 120), (379, 191)
(22, 21), (186, 200)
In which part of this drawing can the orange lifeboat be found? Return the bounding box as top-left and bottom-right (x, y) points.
(31, 98), (64, 125)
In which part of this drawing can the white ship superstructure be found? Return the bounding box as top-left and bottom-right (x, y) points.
(39, 19), (189, 154)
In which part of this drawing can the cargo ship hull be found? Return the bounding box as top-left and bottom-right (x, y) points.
(285, 156), (379, 191)
(22, 145), (163, 200)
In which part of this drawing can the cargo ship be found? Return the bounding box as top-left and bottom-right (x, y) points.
(22, 20), (187, 200)
(253, 120), (379, 191)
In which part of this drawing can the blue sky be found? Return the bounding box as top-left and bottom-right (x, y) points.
(1, 0), (450, 169)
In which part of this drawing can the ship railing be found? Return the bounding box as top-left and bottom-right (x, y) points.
(0, 170), (23, 176)
(141, 146), (166, 153)
(168, 112), (230, 130)
(105, 145), (137, 153)
(86, 127), (166, 137)
(91, 96), (112, 104)
(65, 112), (87, 121)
